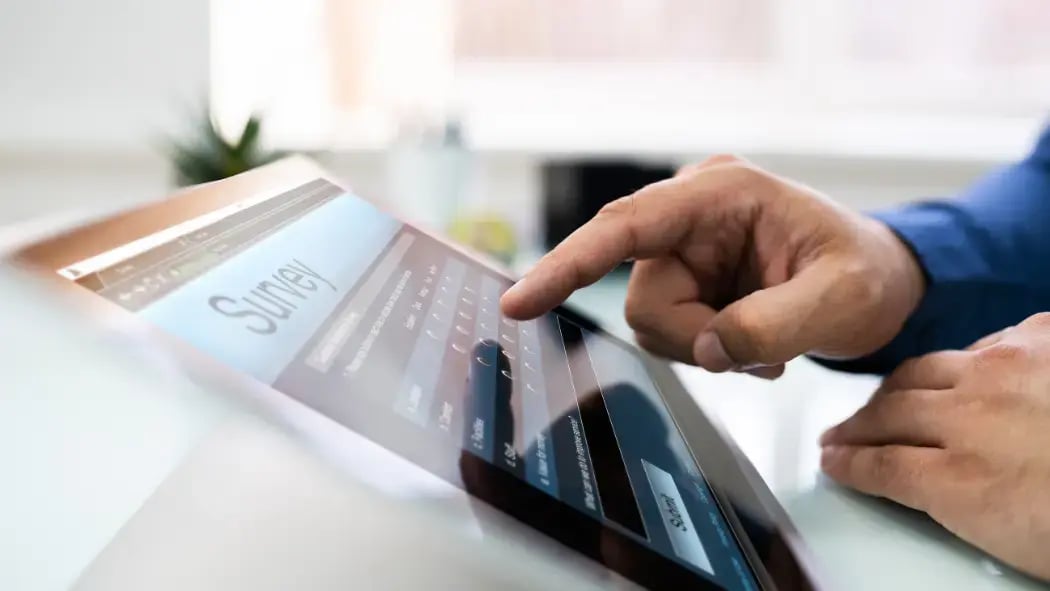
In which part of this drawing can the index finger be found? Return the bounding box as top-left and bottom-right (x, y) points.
(500, 177), (702, 320)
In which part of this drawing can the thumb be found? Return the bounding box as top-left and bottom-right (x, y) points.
(693, 260), (846, 371)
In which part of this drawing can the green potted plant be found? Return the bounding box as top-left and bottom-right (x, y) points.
(164, 110), (286, 187)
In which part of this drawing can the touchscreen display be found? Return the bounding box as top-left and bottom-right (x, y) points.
(62, 181), (760, 590)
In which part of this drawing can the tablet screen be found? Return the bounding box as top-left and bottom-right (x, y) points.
(60, 181), (760, 590)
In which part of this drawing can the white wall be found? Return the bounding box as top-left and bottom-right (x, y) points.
(318, 149), (998, 258)
(0, 0), (210, 226)
(0, 0), (210, 151)
(0, 0), (1020, 242)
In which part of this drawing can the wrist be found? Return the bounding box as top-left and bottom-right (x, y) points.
(806, 216), (927, 367)
(870, 217), (927, 327)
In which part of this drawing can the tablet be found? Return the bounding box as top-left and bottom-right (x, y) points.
(13, 158), (823, 591)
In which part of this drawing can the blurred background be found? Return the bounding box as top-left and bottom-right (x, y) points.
(1, 0), (1048, 263)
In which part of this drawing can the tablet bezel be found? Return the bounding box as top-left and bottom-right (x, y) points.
(10, 157), (826, 591)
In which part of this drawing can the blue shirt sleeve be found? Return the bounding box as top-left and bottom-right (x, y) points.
(815, 127), (1050, 375)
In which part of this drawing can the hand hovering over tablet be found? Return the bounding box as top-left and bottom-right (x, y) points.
(501, 155), (925, 377)
(820, 313), (1050, 581)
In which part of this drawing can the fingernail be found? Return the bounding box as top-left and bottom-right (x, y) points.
(820, 445), (842, 468)
(694, 331), (735, 372)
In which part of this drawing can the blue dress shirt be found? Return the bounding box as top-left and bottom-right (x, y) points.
(818, 126), (1050, 374)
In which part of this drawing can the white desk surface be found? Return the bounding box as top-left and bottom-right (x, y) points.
(0, 242), (1044, 590)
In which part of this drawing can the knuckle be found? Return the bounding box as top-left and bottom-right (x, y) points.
(707, 153), (744, 166)
(680, 154), (745, 178)
(624, 294), (659, 333)
(597, 194), (636, 218)
(685, 156), (760, 188)
(595, 195), (639, 255)
(974, 342), (1029, 369)
(723, 160), (763, 185)
(868, 447), (907, 484)
(675, 163), (702, 177)
(1023, 311), (1050, 329)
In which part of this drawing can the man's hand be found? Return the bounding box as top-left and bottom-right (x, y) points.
(820, 313), (1050, 581)
(501, 156), (925, 376)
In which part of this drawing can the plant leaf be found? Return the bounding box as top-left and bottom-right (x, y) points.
(161, 105), (289, 186)
(237, 116), (262, 155)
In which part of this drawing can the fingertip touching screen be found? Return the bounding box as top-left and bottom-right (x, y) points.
(59, 180), (761, 590)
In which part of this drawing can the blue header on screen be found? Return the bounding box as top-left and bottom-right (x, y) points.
(139, 194), (401, 383)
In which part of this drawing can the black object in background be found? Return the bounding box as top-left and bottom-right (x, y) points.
(542, 160), (676, 254)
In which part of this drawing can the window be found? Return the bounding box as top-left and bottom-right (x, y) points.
(453, 0), (773, 62)
(212, 0), (1050, 156)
